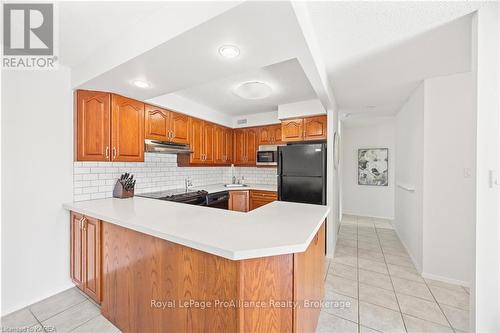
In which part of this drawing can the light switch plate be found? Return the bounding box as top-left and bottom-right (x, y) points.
(490, 170), (500, 188)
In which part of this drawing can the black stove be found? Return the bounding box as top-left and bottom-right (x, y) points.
(137, 189), (208, 205)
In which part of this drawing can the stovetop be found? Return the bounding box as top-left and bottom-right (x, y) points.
(137, 189), (208, 201)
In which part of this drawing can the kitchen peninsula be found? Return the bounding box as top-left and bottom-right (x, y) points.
(63, 197), (329, 333)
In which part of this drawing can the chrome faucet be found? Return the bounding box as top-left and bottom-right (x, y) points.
(184, 177), (193, 191)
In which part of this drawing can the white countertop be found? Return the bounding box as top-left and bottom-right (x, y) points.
(63, 196), (329, 261)
(192, 183), (277, 194)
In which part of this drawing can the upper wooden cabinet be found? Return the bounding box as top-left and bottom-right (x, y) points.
(178, 119), (231, 166)
(281, 115), (327, 142)
(304, 116), (327, 141)
(258, 124), (282, 145)
(233, 127), (258, 166)
(144, 104), (189, 145)
(76, 90), (144, 162)
(144, 105), (170, 141)
(111, 95), (145, 162)
(76, 90), (111, 161)
(214, 125), (232, 164)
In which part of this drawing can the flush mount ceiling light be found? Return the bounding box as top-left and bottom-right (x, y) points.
(132, 80), (150, 88)
(218, 45), (240, 58)
(234, 81), (272, 99)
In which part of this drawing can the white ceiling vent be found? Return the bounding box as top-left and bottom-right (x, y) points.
(237, 119), (248, 125)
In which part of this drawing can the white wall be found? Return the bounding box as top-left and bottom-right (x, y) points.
(232, 111), (280, 128)
(472, 3), (500, 332)
(422, 72), (476, 285)
(1, 68), (74, 315)
(395, 83), (425, 272)
(277, 99), (326, 119)
(341, 117), (395, 219)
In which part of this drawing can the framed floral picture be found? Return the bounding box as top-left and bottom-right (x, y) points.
(358, 148), (388, 186)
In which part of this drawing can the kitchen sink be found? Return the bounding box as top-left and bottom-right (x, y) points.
(224, 184), (249, 188)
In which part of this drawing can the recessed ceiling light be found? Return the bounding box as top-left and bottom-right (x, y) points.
(218, 45), (240, 58)
(133, 80), (150, 88)
(234, 81), (272, 100)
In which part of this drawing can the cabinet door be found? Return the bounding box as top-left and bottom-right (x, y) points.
(233, 129), (246, 165)
(304, 115), (327, 141)
(76, 90), (111, 161)
(170, 112), (190, 144)
(281, 118), (304, 142)
(229, 191), (249, 212)
(214, 125), (225, 164)
(246, 128), (258, 165)
(203, 122), (215, 164)
(144, 104), (169, 141)
(258, 126), (273, 144)
(272, 125), (283, 144)
(111, 95), (145, 162)
(70, 212), (84, 290)
(83, 216), (101, 304)
(189, 118), (204, 164)
(224, 128), (233, 164)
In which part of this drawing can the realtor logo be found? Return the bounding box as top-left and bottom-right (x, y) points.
(3, 3), (57, 69)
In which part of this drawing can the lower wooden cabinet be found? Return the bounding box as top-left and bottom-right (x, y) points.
(228, 190), (249, 212)
(249, 190), (278, 210)
(70, 211), (101, 303)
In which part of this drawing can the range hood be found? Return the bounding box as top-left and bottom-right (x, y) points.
(144, 139), (192, 154)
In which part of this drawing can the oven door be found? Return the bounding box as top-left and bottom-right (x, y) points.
(256, 151), (277, 166)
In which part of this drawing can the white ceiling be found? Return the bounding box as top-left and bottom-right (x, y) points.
(307, 1), (483, 115)
(59, 2), (167, 68)
(175, 58), (316, 115)
(76, 2), (321, 108)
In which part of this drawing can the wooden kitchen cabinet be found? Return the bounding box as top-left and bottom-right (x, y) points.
(304, 115), (327, 141)
(70, 211), (102, 304)
(229, 190), (249, 212)
(214, 125), (232, 165)
(281, 115), (327, 142)
(203, 122), (215, 164)
(233, 128), (258, 166)
(76, 90), (111, 161)
(281, 118), (304, 142)
(111, 95), (145, 162)
(258, 124), (282, 144)
(76, 90), (145, 162)
(144, 104), (190, 144)
(249, 190), (278, 211)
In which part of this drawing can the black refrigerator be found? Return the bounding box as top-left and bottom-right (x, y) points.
(277, 142), (327, 205)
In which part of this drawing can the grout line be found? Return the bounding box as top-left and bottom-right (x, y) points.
(423, 279), (458, 332)
(33, 297), (88, 324)
(28, 308), (48, 333)
(356, 216), (360, 333)
(67, 313), (101, 333)
(374, 219), (408, 333)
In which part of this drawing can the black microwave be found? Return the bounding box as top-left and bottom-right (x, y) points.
(256, 145), (284, 166)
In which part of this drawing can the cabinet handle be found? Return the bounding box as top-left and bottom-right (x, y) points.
(112, 147), (117, 159)
(105, 146), (109, 159)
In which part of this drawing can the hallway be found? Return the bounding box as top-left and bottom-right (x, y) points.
(317, 215), (470, 333)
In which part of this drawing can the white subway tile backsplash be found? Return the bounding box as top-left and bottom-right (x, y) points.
(73, 153), (277, 201)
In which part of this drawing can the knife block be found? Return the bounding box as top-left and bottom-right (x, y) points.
(112, 180), (134, 199)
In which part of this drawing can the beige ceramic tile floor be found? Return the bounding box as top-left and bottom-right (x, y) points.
(317, 215), (470, 333)
(1, 214), (470, 333)
(1, 288), (119, 333)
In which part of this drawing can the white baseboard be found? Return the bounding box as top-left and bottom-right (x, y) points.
(421, 272), (470, 288)
(341, 211), (394, 220)
(392, 227), (423, 273)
